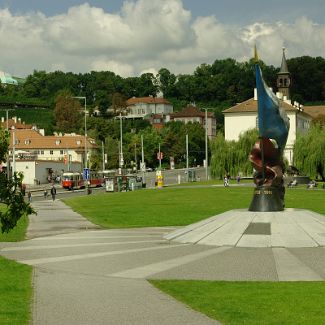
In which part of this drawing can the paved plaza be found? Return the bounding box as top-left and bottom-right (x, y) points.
(1, 199), (325, 324)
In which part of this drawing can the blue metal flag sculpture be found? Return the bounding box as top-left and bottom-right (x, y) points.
(249, 53), (290, 211)
(255, 65), (289, 152)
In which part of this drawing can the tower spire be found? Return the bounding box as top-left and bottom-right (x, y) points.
(277, 48), (291, 100)
(279, 47), (289, 74)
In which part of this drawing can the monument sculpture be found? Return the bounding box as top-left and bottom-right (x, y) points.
(165, 49), (325, 250)
(248, 55), (289, 211)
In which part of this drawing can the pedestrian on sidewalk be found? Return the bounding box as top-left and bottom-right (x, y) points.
(43, 188), (48, 199)
(50, 185), (56, 201)
(27, 191), (32, 202)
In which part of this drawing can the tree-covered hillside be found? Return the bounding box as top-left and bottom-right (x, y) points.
(0, 55), (324, 115)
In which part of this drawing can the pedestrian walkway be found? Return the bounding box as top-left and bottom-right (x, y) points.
(0, 200), (218, 325)
(1, 200), (325, 324)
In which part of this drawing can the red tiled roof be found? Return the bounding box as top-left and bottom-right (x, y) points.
(170, 106), (214, 118)
(303, 105), (325, 119)
(8, 129), (98, 150)
(223, 98), (298, 113)
(0, 120), (33, 129)
(126, 97), (171, 105)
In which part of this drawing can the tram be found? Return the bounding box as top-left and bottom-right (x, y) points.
(61, 172), (84, 190)
(62, 170), (105, 190)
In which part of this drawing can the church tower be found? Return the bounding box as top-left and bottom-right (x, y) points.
(277, 48), (291, 100)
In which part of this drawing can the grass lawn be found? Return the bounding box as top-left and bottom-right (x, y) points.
(151, 280), (325, 325)
(0, 256), (33, 325)
(64, 186), (325, 229)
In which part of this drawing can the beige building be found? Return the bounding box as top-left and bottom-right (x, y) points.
(169, 105), (217, 139)
(223, 94), (311, 165)
(223, 49), (314, 166)
(126, 96), (173, 119)
(2, 120), (98, 184)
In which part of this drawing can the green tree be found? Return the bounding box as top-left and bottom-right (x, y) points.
(157, 68), (176, 97)
(210, 129), (258, 179)
(288, 56), (325, 103)
(293, 124), (325, 181)
(235, 128), (259, 176)
(210, 132), (235, 179)
(54, 90), (82, 133)
(0, 127), (34, 232)
(104, 136), (119, 169)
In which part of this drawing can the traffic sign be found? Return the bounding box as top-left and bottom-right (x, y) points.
(83, 168), (90, 180)
(157, 152), (163, 160)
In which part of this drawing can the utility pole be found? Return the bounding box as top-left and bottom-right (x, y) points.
(12, 128), (16, 176)
(205, 109), (208, 181)
(102, 141), (105, 171)
(73, 96), (88, 190)
(141, 134), (145, 185)
(119, 113), (124, 174)
(134, 142), (137, 172)
(6, 110), (9, 131)
(158, 143), (161, 169)
(186, 134), (189, 182)
(6, 110), (9, 180)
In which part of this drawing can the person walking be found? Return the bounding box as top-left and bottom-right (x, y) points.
(224, 175), (229, 187)
(27, 191), (32, 202)
(50, 185), (57, 201)
(43, 188), (48, 199)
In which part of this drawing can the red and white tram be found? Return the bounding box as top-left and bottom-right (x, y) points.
(61, 171), (105, 190)
(62, 172), (85, 189)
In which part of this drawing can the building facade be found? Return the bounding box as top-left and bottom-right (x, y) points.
(169, 105), (217, 139)
(2, 119), (98, 184)
(126, 96), (173, 119)
(223, 50), (311, 165)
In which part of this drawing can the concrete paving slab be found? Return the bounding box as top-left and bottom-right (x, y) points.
(166, 209), (325, 248)
(272, 248), (323, 281)
(27, 200), (100, 238)
(2, 201), (325, 324)
(33, 269), (218, 325)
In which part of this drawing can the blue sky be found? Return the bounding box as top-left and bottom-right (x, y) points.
(2, 0), (325, 23)
(0, 0), (324, 77)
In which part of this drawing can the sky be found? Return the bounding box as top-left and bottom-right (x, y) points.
(0, 0), (324, 77)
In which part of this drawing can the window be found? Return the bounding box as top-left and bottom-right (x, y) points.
(60, 150), (64, 155)
(55, 140), (61, 145)
(24, 139), (30, 144)
(50, 150), (53, 155)
(76, 140), (81, 145)
(40, 150), (44, 155)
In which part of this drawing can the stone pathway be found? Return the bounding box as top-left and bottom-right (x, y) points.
(1, 200), (325, 324)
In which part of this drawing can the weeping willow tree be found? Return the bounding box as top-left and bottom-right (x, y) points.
(210, 129), (258, 179)
(235, 128), (259, 176)
(293, 124), (325, 181)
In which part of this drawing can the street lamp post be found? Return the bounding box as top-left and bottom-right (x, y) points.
(205, 109), (208, 181)
(73, 96), (88, 191)
(119, 113), (124, 174)
(73, 97), (87, 169)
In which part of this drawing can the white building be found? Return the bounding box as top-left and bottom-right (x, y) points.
(223, 92), (311, 165)
(5, 127), (98, 185)
(125, 96), (173, 119)
(223, 49), (313, 166)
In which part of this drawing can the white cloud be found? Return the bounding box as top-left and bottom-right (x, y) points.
(0, 1), (324, 78)
(90, 59), (134, 77)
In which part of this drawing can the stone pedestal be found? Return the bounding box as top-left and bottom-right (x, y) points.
(248, 186), (284, 212)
